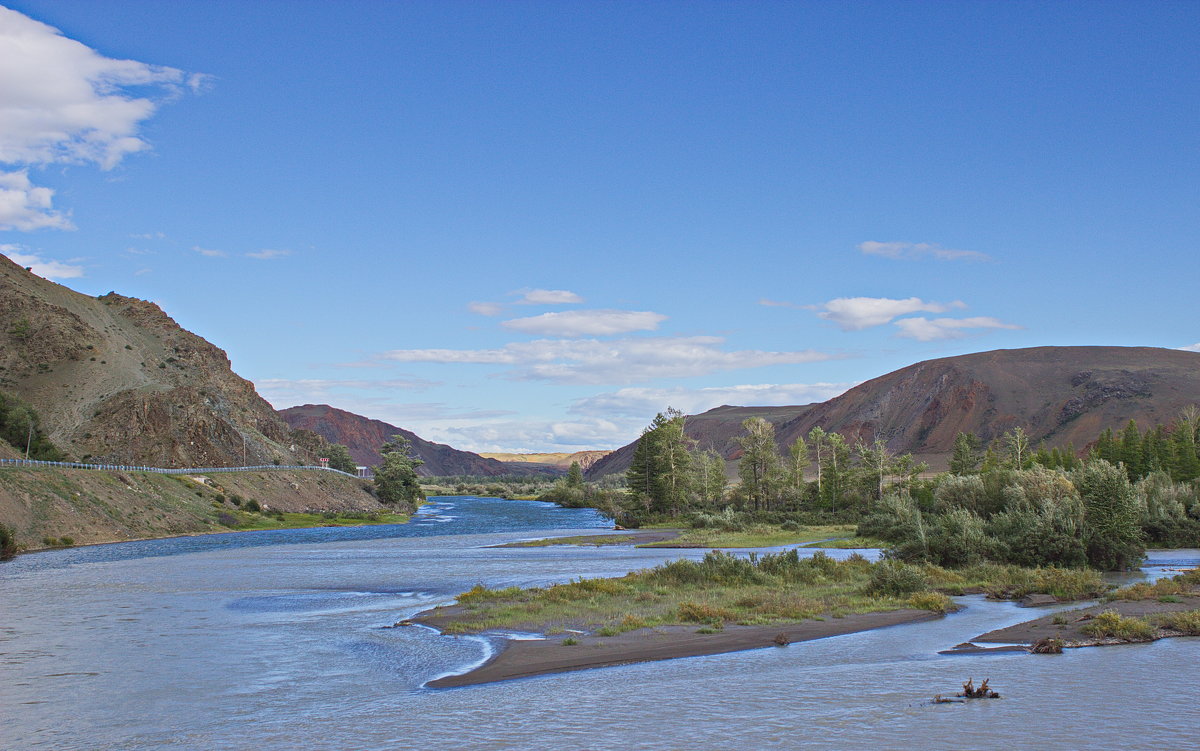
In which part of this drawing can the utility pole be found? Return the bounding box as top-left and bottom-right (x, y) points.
(25, 419), (33, 460)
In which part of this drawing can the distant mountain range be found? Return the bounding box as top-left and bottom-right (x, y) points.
(587, 346), (1200, 478)
(279, 404), (512, 477)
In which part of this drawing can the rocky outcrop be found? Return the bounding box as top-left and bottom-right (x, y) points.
(0, 255), (313, 466)
(278, 404), (511, 476)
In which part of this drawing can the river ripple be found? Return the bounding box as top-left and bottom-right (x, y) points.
(1, 497), (1197, 750)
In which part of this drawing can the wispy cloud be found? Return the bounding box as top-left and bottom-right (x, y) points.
(516, 288), (584, 305)
(191, 245), (226, 258)
(468, 301), (505, 316)
(130, 232), (165, 240)
(246, 248), (291, 260)
(254, 377), (440, 410)
(1177, 343), (1200, 353)
(379, 336), (835, 385)
(501, 309), (666, 337)
(759, 298), (802, 309)
(893, 316), (1020, 341)
(1, 245), (84, 279)
(425, 416), (639, 453)
(570, 382), (853, 418)
(0, 7), (203, 230)
(859, 241), (991, 262)
(813, 296), (965, 331)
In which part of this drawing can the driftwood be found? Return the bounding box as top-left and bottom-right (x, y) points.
(934, 678), (1001, 703)
(1030, 637), (1064, 654)
(960, 678), (1000, 699)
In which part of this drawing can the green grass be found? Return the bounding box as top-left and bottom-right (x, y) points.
(432, 550), (955, 636)
(638, 524), (859, 549)
(922, 563), (1108, 601)
(1081, 610), (1156, 640)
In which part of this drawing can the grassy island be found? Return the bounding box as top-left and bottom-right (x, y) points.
(418, 551), (1112, 687)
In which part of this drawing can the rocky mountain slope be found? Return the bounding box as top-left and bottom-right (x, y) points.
(0, 255), (309, 467)
(588, 346), (1200, 477)
(278, 404), (511, 476)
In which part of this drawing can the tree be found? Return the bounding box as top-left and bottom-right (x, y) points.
(1004, 427), (1031, 470)
(627, 408), (692, 516)
(819, 431), (851, 510)
(807, 427), (828, 496)
(324, 443), (357, 474)
(1118, 420), (1144, 480)
(1074, 460), (1144, 570)
(691, 449), (727, 507)
(736, 417), (782, 511)
(786, 436), (809, 496)
(374, 435), (424, 509)
(566, 461), (584, 488)
(855, 437), (894, 506)
(949, 432), (981, 475)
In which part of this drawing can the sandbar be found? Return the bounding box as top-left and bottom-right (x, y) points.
(422, 608), (939, 688)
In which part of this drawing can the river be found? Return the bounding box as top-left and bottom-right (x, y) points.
(1, 496), (1197, 750)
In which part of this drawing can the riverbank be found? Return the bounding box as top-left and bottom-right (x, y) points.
(974, 570), (1200, 648)
(0, 465), (393, 551)
(425, 608), (939, 687)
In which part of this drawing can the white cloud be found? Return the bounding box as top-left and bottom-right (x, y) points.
(1177, 343), (1200, 353)
(468, 301), (505, 316)
(0, 170), (72, 230)
(1, 245), (84, 279)
(517, 288), (584, 305)
(893, 316), (1021, 341)
(501, 309), (667, 337)
(0, 7), (201, 231)
(380, 335), (835, 385)
(0, 7), (200, 169)
(859, 241), (991, 262)
(571, 382), (853, 418)
(130, 231), (165, 240)
(814, 296), (965, 331)
(425, 416), (639, 453)
(246, 248), (291, 260)
(191, 245), (226, 258)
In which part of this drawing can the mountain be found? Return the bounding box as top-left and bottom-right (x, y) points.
(588, 346), (1200, 477)
(479, 450), (611, 475)
(0, 255), (306, 466)
(278, 404), (511, 477)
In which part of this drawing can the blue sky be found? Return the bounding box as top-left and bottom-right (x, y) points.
(2, 1), (1197, 452)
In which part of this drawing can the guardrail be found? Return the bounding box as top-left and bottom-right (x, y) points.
(0, 458), (367, 479)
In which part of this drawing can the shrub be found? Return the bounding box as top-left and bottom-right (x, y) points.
(216, 512), (239, 528)
(0, 523), (17, 560)
(244, 499), (261, 512)
(562, 637), (579, 646)
(676, 601), (734, 624)
(59, 536), (74, 546)
(1156, 609), (1200, 635)
(866, 560), (928, 597)
(1081, 610), (1154, 640)
(907, 591), (953, 614)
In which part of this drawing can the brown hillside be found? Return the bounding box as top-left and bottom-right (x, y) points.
(0, 256), (307, 467)
(588, 347), (1200, 477)
(278, 404), (511, 476)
